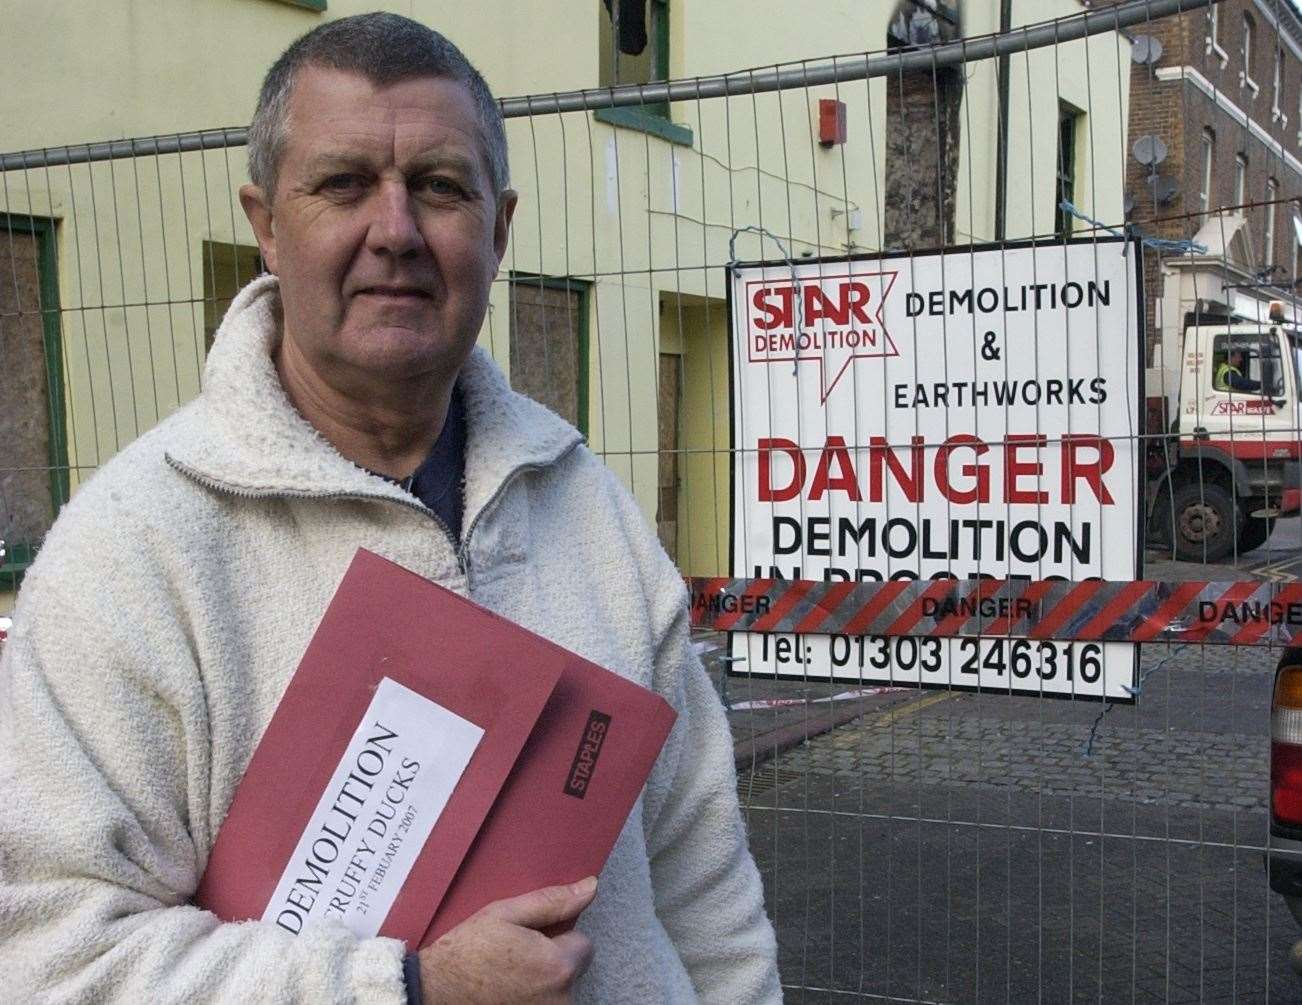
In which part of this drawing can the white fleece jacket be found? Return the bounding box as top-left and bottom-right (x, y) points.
(0, 276), (780, 1004)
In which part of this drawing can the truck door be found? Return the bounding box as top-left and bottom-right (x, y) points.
(1290, 332), (1302, 450)
(1201, 331), (1294, 447)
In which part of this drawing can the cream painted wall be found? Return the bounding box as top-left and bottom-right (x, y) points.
(1, 0), (1133, 549)
(0, 2), (592, 149)
(954, 0), (1133, 242)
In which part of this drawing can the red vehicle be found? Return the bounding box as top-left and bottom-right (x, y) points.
(1269, 648), (1302, 976)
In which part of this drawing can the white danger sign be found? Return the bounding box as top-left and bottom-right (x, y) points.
(729, 240), (1141, 700)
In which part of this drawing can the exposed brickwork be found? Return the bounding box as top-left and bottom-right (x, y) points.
(882, 0), (963, 251)
(884, 66), (964, 250)
(1120, 0), (1302, 350)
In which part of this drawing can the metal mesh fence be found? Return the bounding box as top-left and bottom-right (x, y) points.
(5, 0), (1302, 999)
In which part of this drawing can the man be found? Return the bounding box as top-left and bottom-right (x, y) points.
(1215, 347), (1262, 393)
(0, 14), (779, 1003)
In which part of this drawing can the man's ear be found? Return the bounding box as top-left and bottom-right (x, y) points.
(239, 183), (278, 274)
(493, 189), (518, 264)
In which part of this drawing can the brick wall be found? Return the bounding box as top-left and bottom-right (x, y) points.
(1123, 0), (1302, 350)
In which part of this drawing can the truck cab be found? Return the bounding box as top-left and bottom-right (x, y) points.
(1147, 301), (1302, 562)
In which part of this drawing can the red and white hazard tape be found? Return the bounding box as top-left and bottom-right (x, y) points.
(686, 576), (1302, 647)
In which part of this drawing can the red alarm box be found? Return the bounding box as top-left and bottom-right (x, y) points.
(818, 98), (846, 146)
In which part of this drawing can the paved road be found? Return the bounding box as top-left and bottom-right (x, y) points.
(732, 520), (1302, 1003)
(1147, 516), (1302, 584)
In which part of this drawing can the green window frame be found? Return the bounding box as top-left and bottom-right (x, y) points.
(1055, 102), (1082, 239)
(507, 273), (591, 437)
(1, 213), (69, 589)
(595, 0), (693, 146)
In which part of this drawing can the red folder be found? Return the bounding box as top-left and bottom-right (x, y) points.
(421, 641), (678, 944)
(197, 548), (675, 949)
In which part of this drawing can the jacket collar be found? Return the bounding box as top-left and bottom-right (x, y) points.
(165, 275), (583, 524)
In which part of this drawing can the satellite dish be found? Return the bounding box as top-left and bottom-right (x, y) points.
(1132, 135), (1168, 167)
(1131, 35), (1164, 65)
(1151, 175), (1179, 205)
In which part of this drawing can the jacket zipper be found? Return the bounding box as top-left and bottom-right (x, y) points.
(166, 440), (582, 586)
(454, 439), (583, 577)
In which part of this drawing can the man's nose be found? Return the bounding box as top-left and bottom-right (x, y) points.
(365, 180), (424, 258)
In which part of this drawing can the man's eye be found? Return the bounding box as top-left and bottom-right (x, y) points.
(321, 174), (365, 194)
(420, 176), (465, 198)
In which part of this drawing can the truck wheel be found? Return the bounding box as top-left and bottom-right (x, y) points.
(1239, 516), (1277, 555)
(1170, 482), (1241, 563)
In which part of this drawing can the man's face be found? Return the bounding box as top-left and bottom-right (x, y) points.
(241, 67), (515, 388)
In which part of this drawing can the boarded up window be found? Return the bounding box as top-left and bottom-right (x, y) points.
(508, 277), (586, 430)
(203, 241), (263, 352)
(0, 218), (64, 579)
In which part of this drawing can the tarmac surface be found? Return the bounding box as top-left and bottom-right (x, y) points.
(717, 520), (1302, 1003)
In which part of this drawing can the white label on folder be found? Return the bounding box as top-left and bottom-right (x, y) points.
(262, 676), (484, 938)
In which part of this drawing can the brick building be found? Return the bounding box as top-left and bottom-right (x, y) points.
(1122, 0), (1302, 346)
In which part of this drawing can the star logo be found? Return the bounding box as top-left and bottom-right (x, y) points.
(744, 270), (899, 401)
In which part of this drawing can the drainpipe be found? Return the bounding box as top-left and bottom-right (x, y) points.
(994, 0), (1012, 240)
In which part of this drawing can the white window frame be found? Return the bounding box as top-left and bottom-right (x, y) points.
(1242, 14), (1260, 96)
(1206, 4), (1229, 67)
(1235, 153), (1248, 208)
(1291, 203), (1300, 282)
(1266, 178), (1278, 267)
(1199, 128), (1215, 215)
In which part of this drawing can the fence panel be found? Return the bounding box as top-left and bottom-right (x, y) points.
(5, 0), (1302, 1000)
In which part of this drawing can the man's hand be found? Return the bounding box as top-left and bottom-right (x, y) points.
(419, 877), (598, 1005)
